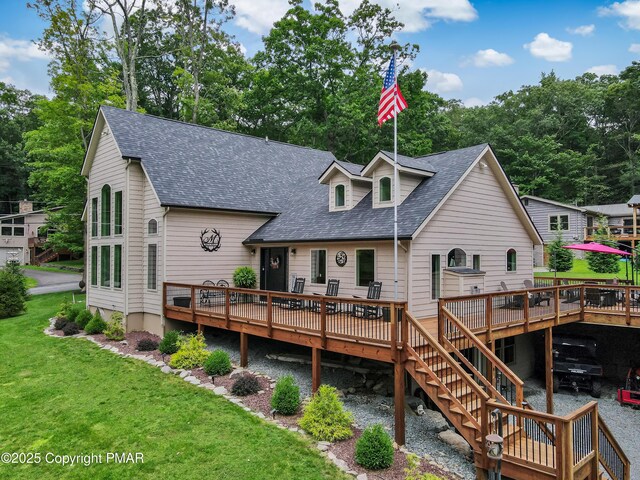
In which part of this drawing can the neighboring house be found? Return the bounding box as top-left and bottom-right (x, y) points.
(520, 195), (587, 266)
(82, 106), (542, 336)
(0, 201), (51, 265)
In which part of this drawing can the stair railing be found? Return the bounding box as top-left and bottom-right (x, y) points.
(598, 414), (631, 480)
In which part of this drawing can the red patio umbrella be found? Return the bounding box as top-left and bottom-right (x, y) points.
(561, 242), (631, 256)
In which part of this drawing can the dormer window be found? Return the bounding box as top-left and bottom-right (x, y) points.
(335, 184), (345, 207)
(379, 177), (391, 202)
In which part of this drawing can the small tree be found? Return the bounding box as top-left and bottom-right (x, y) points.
(0, 262), (28, 318)
(586, 217), (620, 274)
(547, 231), (574, 272)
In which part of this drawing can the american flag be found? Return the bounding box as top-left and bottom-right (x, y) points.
(378, 56), (407, 126)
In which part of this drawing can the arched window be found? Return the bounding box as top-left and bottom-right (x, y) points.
(101, 184), (111, 236)
(335, 184), (345, 207)
(506, 249), (517, 272)
(379, 176), (391, 202)
(148, 219), (158, 235)
(447, 248), (467, 267)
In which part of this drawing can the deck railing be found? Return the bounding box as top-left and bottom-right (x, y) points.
(598, 414), (631, 480)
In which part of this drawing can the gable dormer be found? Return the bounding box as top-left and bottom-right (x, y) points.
(319, 161), (371, 212)
(362, 152), (434, 208)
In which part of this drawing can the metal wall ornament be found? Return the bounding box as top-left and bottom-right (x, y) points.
(200, 228), (222, 252)
(336, 250), (347, 267)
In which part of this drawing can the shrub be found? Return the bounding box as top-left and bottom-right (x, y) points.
(298, 385), (353, 441)
(136, 338), (159, 351)
(231, 374), (261, 396)
(271, 375), (300, 415)
(547, 231), (574, 272)
(404, 453), (445, 480)
(233, 266), (257, 289)
(0, 262), (28, 318)
(85, 311), (108, 334)
(62, 322), (80, 336)
(159, 330), (181, 355)
(57, 299), (71, 318)
(75, 309), (93, 329)
(355, 424), (394, 470)
(104, 312), (125, 341)
(169, 333), (210, 369)
(203, 350), (232, 376)
(54, 317), (68, 330)
(66, 303), (84, 323)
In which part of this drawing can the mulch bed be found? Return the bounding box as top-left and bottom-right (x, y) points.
(50, 322), (459, 480)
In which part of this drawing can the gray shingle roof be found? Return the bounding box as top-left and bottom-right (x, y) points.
(99, 107), (488, 243)
(381, 151), (436, 173)
(582, 203), (631, 217)
(335, 160), (364, 176)
(101, 106), (336, 214)
(628, 195), (640, 206)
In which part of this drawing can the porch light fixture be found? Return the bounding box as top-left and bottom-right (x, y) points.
(250, 248), (256, 255)
(291, 248), (296, 255)
(485, 433), (503, 460)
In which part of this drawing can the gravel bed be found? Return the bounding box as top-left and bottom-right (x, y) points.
(525, 378), (640, 480)
(202, 329), (476, 479)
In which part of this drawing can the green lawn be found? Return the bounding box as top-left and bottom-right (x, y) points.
(0, 292), (346, 480)
(23, 265), (82, 274)
(535, 259), (630, 280)
(43, 259), (84, 268)
(24, 277), (37, 289)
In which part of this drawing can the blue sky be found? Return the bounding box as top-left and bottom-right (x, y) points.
(1, 0), (639, 104)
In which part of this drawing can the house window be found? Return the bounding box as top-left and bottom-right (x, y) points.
(447, 248), (466, 267)
(148, 219), (158, 235)
(91, 246), (98, 286)
(473, 254), (481, 270)
(91, 197), (98, 237)
(379, 177), (391, 202)
(114, 191), (123, 235)
(506, 249), (517, 272)
(0, 219), (25, 236)
(148, 244), (157, 290)
(101, 184), (111, 236)
(431, 254), (441, 300)
(495, 337), (515, 364)
(549, 214), (569, 232)
(13, 227), (24, 236)
(100, 245), (110, 287)
(356, 249), (375, 287)
(310, 249), (327, 284)
(523, 198), (529, 206)
(335, 184), (345, 208)
(114, 244), (122, 289)
(1, 226), (12, 236)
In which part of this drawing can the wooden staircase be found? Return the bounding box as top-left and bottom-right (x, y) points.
(403, 309), (631, 480)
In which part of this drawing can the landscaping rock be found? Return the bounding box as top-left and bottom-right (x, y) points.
(184, 376), (200, 385)
(357, 474), (368, 480)
(179, 370), (189, 378)
(229, 368), (245, 378)
(423, 408), (450, 432)
(161, 366), (172, 374)
(213, 386), (227, 395)
(438, 430), (472, 459)
(405, 395), (426, 413)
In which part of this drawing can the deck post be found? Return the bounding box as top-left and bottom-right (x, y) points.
(190, 285), (196, 324)
(394, 360), (405, 446)
(162, 283), (167, 317)
(225, 289), (231, 329)
(555, 287), (561, 326)
(523, 292), (530, 332)
(240, 332), (248, 368)
(485, 295), (492, 341)
(390, 303), (398, 361)
(545, 327), (554, 414)
(580, 285), (585, 323)
(312, 347), (321, 393)
(591, 403), (599, 479)
(267, 293), (273, 338)
(564, 418), (574, 480)
(320, 300), (327, 349)
(626, 285), (631, 326)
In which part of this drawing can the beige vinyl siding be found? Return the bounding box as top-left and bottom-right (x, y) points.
(351, 180), (371, 207)
(142, 173), (164, 314)
(272, 241), (407, 301)
(164, 209), (270, 285)
(126, 163), (145, 312)
(410, 159), (534, 319)
(400, 174), (422, 203)
(329, 172), (351, 211)
(86, 125), (126, 310)
(372, 162), (422, 208)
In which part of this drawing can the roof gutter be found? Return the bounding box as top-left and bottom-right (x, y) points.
(243, 235), (413, 245)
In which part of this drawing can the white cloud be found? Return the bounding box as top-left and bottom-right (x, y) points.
(0, 76), (14, 85)
(463, 97), (486, 107)
(0, 35), (50, 94)
(0, 37), (48, 73)
(524, 33), (572, 62)
(423, 69), (463, 93)
(629, 43), (640, 52)
(566, 24), (595, 36)
(467, 49), (514, 67)
(587, 64), (618, 76)
(231, 0), (291, 35)
(599, 1), (640, 30)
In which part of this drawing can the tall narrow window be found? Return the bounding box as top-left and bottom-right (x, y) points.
(100, 245), (110, 287)
(379, 177), (391, 202)
(335, 184), (345, 207)
(310, 250), (327, 284)
(495, 337), (515, 364)
(473, 254), (481, 270)
(431, 254), (441, 300)
(148, 244), (157, 290)
(91, 246), (98, 286)
(101, 184), (111, 236)
(506, 249), (517, 272)
(447, 248), (466, 267)
(91, 198), (98, 237)
(114, 191), (122, 235)
(148, 219), (158, 235)
(114, 245), (122, 289)
(356, 249), (375, 287)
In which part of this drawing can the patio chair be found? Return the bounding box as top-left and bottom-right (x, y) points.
(524, 279), (551, 307)
(562, 279), (579, 303)
(585, 287), (604, 307)
(279, 277), (306, 310)
(499, 281), (519, 309)
(352, 281), (383, 319)
(200, 280), (216, 307)
(310, 279), (340, 314)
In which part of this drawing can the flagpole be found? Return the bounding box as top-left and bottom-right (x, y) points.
(391, 41), (400, 301)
